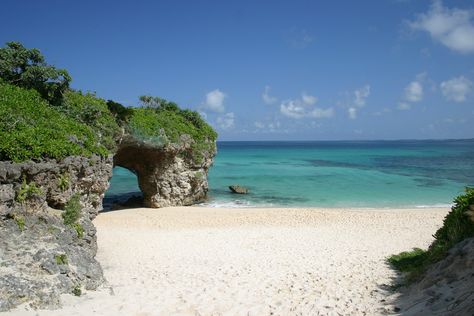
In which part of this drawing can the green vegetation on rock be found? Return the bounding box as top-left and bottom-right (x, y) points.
(14, 216), (25, 232)
(58, 172), (70, 191)
(15, 178), (42, 203)
(62, 194), (81, 226)
(129, 97), (217, 162)
(72, 223), (84, 238)
(388, 187), (474, 284)
(72, 286), (82, 296)
(0, 42), (217, 163)
(0, 82), (108, 162)
(59, 90), (120, 151)
(55, 254), (68, 265)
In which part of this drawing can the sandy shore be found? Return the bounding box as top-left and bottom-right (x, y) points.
(9, 206), (448, 315)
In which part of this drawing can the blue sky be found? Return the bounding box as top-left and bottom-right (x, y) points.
(1, 0), (473, 140)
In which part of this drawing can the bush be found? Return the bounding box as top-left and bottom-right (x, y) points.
(388, 187), (474, 283)
(58, 172), (70, 191)
(107, 99), (134, 124)
(72, 223), (84, 238)
(62, 194), (81, 226)
(16, 178), (42, 203)
(59, 90), (120, 151)
(128, 99), (217, 162)
(55, 254), (68, 265)
(0, 82), (108, 162)
(15, 216), (25, 232)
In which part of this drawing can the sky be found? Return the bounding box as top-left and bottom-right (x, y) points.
(1, 0), (474, 141)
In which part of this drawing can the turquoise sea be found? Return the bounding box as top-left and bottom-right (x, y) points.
(105, 139), (474, 208)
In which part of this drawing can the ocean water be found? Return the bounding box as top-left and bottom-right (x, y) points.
(105, 139), (474, 208)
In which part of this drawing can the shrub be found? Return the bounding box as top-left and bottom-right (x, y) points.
(0, 82), (108, 162)
(128, 100), (217, 162)
(72, 223), (84, 238)
(55, 254), (68, 265)
(16, 178), (42, 203)
(388, 187), (474, 284)
(62, 194), (81, 226)
(72, 286), (82, 296)
(58, 172), (70, 191)
(107, 99), (134, 124)
(15, 216), (25, 232)
(58, 90), (120, 151)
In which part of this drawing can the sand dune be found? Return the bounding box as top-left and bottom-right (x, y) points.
(9, 207), (448, 316)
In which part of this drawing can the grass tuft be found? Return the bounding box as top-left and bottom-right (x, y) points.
(388, 187), (474, 285)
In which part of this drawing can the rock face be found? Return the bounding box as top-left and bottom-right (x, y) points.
(229, 185), (249, 194)
(114, 135), (216, 208)
(0, 155), (113, 311)
(395, 238), (474, 316)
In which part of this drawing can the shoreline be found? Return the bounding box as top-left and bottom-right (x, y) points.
(9, 206), (450, 315)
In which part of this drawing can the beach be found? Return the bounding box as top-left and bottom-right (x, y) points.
(9, 206), (449, 315)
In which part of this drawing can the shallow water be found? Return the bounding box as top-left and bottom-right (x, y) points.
(105, 139), (474, 208)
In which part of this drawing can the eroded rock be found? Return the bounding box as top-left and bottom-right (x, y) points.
(114, 135), (216, 208)
(0, 155), (112, 311)
(229, 185), (249, 194)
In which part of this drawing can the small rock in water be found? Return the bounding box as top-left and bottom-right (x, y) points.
(229, 185), (249, 194)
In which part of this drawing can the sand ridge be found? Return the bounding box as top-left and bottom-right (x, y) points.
(8, 206), (449, 316)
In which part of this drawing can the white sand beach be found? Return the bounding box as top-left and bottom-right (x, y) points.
(10, 206), (449, 316)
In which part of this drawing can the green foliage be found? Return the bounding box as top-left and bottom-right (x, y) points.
(0, 42), (71, 106)
(0, 82), (108, 162)
(55, 254), (68, 265)
(15, 216), (25, 232)
(16, 178), (42, 203)
(107, 99), (134, 123)
(388, 188), (474, 284)
(62, 194), (81, 226)
(429, 187), (474, 260)
(72, 286), (82, 296)
(139, 95), (180, 112)
(72, 223), (84, 238)
(58, 172), (70, 191)
(58, 90), (120, 151)
(129, 97), (217, 162)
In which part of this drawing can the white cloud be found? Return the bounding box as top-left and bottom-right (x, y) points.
(397, 102), (412, 110)
(440, 76), (473, 102)
(409, 0), (474, 54)
(262, 85), (278, 105)
(310, 107), (334, 118)
(216, 112), (235, 129)
(286, 28), (314, 49)
(280, 98), (333, 119)
(268, 120), (281, 131)
(280, 100), (307, 119)
(354, 85), (371, 107)
(254, 121), (265, 129)
(203, 89), (226, 112)
(348, 107), (357, 119)
(404, 80), (424, 102)
(302, 92), (318, 105)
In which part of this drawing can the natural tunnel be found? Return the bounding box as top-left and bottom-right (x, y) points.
(106, 138), (214, 208)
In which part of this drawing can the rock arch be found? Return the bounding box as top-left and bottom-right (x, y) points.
(113, 136), (215, 208)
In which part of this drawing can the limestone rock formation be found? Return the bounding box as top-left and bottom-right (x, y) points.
(0, 156), (113, 311)
(229, 185), (249, 194)
(114, 135), (216, 208)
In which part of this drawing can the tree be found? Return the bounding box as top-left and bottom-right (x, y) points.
(0, 41), (71, 105)
(107, 99), (134, 123)
(139, 95), (180, 112)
